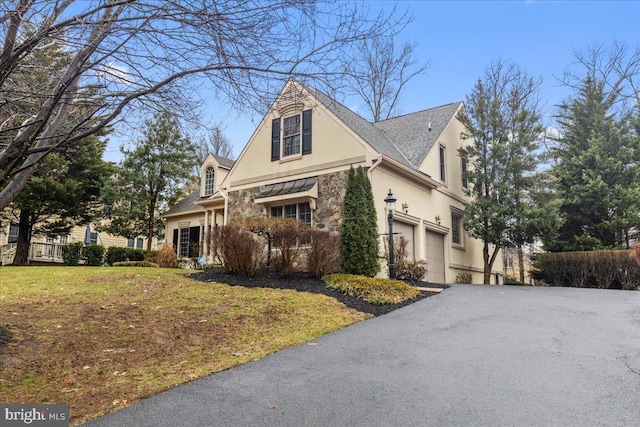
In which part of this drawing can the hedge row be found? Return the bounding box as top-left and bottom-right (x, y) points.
(532, 249), (640, 290)
(61, 243), (153, 266)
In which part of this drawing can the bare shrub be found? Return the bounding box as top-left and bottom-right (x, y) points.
(590, 251), (617, 289)
(156, 244), (179, 268)
(632, 243), (640, 267)
(216, 224), (261, 277)
(271, 218), (309, 278)
(382, 236), (427, 281)
(617, 251), (640, 291)
(455, 272), (473, 284)
(307, 229), (342, 278)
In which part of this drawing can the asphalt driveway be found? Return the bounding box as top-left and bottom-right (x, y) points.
(83, 285), (640, 426)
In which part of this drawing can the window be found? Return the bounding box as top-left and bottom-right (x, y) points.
(179, 228), (190, 258)
(8, 223), (19, 243)
(59, 235), (69, 244)
(46, 235), (55, 244)
(271, 109), (312, 161)
(270, 202), (312, 244)
(128, 237), (145, 249)
(452, 212), (463, 246)
(89, 232), (98, 245)
(271, 206), (283, 218)
(283, 115), (301, 157)
(204, 166), (215, 196)
(271, 202), (311, 225)
(461, 157), (468, 189)
(439, 145), (446, 182)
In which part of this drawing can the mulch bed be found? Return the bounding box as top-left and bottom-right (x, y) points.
(190, 268), (449, 317)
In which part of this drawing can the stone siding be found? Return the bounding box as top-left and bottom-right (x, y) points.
(314, 170), (348, 233)
(227, 170), (348, 232)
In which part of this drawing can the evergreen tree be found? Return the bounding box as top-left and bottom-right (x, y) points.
(548, 73), (640, 251)
(5, 135), (109, 265)
(103, 111), (199, 256)
(340, 166), (379, 276)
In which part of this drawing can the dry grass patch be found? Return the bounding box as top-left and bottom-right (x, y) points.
(0, 266), (369, 425)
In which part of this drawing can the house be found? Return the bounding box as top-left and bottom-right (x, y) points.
(162, 80), (503, 284)
(0, 220), (156, 265)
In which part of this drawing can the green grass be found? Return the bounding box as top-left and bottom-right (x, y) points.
(323, 273), (420, 304)
(0, 266), (370, 425)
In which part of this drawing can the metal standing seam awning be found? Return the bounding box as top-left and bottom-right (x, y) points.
(254, 176), (318, 209)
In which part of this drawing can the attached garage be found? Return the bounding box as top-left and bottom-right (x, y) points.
(425, 229), (445, 283)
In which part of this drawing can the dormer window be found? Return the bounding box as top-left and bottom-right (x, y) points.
(204, 166), (215, 196)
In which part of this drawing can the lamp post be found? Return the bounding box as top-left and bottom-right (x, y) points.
(384, 189), (397, 279)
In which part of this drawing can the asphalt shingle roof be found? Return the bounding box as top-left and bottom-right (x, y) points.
(305, 86), (414, 168)
(213, 154), (235, 169)
(163, 188), (203, 216)
(305, 84), (461, 170)
(374, 102), (462, 168)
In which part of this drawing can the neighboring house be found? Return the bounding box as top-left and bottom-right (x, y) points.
(0, 220), (156, 265)
(162, 80), (503, 284)
(503, 243), (543, 284)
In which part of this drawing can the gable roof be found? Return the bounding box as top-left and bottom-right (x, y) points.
(373, 102), (463, 168)
(304, 83), (461, 170)
(212, 154), (235, 169)
(305, 85), (414, 168)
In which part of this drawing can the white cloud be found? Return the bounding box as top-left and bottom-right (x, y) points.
(95, 61), (133, 85)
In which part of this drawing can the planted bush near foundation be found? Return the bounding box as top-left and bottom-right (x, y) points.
(84, 244), (105, 266)
(62, 242), (84, 266)
(214, 224), (261, 277)
(155, 243), (179, 268)
(455, 272), (473, 284)
(307, 229), (341, 278)
(323, 273), (420, 305)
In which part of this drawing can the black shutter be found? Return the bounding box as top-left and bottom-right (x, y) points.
(271, 118), (280, 161)
(302, 109), (312, 155)
(189, 226), (200, 258)
(172, 229), (178, 249)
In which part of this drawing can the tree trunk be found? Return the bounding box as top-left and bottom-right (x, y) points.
(12, 210), (32, 266)
(518, 245), (525, 283)
(146, 200), (156, 258)
(483, 241), (501, 284)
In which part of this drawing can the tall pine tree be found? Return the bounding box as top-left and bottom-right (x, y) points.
(340, 166), (379, 276)
(549, 73), (640, 250)
(103, 111), (199, 256)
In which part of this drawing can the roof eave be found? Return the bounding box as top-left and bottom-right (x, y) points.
(379, 155), (439, 190)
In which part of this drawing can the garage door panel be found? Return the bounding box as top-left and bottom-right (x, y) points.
(425, 230), (445, 283)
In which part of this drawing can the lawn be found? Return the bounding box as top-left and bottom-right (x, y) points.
(0, 266), (370, 425)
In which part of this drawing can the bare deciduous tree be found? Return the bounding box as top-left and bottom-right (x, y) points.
(0, 0), (408, 210)
(345, 35), (429, 122)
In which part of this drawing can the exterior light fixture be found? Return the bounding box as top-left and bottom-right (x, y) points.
(384, 189), (397, 279)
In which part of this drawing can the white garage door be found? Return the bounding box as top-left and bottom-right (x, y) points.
(425, 230), (445, 283)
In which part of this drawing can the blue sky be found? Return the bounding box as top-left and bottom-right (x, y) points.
(103, 1), (640, 162)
